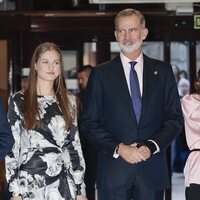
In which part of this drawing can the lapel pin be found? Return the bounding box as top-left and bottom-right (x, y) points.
(154, 71), (158, 75)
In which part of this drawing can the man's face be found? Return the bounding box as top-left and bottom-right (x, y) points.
(114, 15), (148, 54)
(78, 71), (89, 89)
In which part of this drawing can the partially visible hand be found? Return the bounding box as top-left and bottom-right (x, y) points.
(76, 195), (88, 200)
(10, 196), (22, 200)
(138, 145), (151, 160)
(118, 143), (147, 164)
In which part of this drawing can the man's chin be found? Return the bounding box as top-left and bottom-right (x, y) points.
(119, 44), (136, 53)
(121, 47), (136, 53)
(118, 41), (142, 53)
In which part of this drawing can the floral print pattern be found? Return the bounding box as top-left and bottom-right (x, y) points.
(5, 91), (85, 199)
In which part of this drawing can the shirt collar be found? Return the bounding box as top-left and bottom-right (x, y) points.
(120, 52), (143, 65)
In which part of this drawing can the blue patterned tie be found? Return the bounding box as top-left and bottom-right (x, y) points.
(129, 61), (142, 123)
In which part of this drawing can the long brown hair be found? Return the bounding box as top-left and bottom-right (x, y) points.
(24, 42), (73, 130)
(194, 68), (200, 94)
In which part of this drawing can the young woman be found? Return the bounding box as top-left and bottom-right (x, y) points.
(182, 69), (200, 200)
(5, 42), (87, 200)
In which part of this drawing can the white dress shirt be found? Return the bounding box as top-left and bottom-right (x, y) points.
(120, 52), (143, 96)
(113, 52), (159, 158)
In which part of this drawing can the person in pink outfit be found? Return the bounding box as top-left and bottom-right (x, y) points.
(182, 68), (200, 200)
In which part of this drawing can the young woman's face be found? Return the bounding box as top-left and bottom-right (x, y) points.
(35, 50), (61, 83)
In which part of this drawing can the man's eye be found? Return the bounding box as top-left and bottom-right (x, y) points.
(130, 28), (137, 33)
(118, 29), (125, 34)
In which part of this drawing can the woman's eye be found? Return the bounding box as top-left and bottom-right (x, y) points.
(42, 60), (48, 64)
(55, 61), (60, 65)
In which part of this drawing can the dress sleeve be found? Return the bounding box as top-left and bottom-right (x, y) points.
(67, 95), (86, 196)
(5, 95), (22, 197)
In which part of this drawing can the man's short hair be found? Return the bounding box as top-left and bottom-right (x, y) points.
(115, 8), (146, 29)
(78, 65), (92, 75)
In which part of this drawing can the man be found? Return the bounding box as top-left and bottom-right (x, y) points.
(81, 8), (183, 200)
(0, 97), (13, 160)
(78, 65), (92, 90)
(78, 65), (97, 200)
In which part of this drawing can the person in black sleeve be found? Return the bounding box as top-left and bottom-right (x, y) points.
(78, 65), (97, 200)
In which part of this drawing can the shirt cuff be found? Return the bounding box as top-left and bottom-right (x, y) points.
(113, 145), (120, 158)
(148, 139), (160, 154)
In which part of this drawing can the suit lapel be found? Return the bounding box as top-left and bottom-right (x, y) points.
(108, 55), (160, 124)
(108, 56), (136, 122)
(141, 54), (159, 122)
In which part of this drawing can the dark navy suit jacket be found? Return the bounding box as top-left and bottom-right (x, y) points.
(0, 97), (14, 160)
(81, 54), (183, 191)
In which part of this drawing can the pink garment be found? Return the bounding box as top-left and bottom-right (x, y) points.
(182, 94), (200, 187)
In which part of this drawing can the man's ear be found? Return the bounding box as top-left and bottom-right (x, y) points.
(114, 30), (118, 41)
(142, 28), (148, 40)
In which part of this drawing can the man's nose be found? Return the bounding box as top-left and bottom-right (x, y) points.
(125, 30), (131, 39)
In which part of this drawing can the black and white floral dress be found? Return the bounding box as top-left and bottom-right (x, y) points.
(5, 91), (86, 200)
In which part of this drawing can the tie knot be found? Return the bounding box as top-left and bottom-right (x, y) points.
(129, 61), (137, 69)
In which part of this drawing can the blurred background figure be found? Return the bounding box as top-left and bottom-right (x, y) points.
(178, 77), (190, 98)
(77, 65), (97, 200)
(172, 65), (180, 84)
(179, 70), (188, 80)
(20, 77), (28, 92)
(78, 65), (92, 90)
